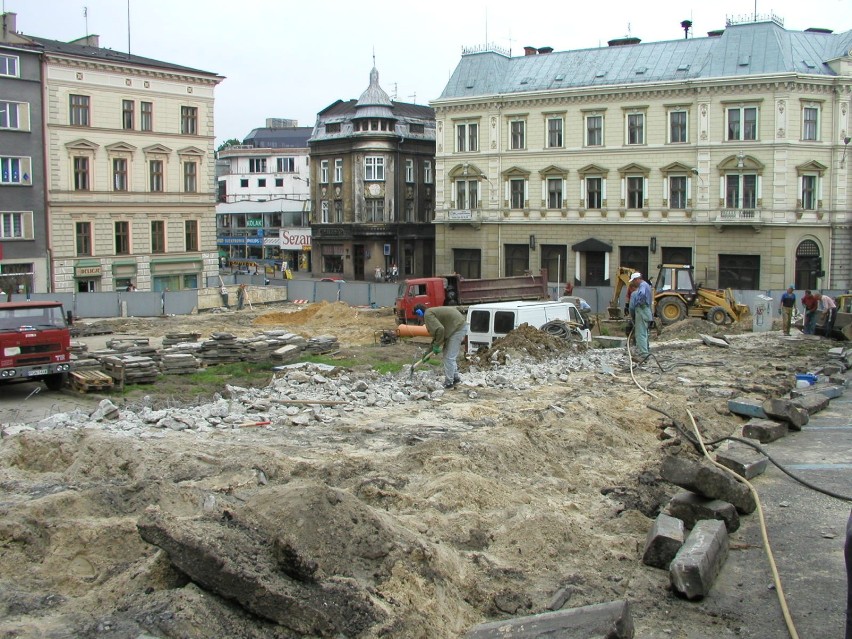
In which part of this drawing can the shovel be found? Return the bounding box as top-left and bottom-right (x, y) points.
(408, 350), (433, 380)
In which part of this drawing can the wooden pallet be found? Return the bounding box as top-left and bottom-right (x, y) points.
(70, 370), (114, 393)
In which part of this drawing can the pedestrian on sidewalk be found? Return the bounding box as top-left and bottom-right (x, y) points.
(779, 285), (796, 335)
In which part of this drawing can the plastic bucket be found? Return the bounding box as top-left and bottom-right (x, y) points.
(795, 373), (817, 386)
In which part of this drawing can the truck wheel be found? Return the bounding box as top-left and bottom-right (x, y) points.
(657, 297), (687, 325)
(44, 373), (66, 391)
(707, 306), (729, 326)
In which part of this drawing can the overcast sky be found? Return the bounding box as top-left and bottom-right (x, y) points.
(9, 0), (850, 145)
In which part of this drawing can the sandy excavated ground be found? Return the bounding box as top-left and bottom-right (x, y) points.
(0, 302), (836, 638)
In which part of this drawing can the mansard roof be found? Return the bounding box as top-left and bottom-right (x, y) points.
(437, 21), (852, 101)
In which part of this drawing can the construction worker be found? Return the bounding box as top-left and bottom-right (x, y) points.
(237, 284), (247, 310)
(414, 304), (467, 389)
(628, 272), (653, 360)
(779, 285), (796, 336)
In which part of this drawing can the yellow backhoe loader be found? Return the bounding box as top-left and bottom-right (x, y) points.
(608, 264), (750, 326)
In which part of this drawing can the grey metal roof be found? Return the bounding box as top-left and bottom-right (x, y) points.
(243, 127), (312, 149)
(437, 22), (852, 101)
(28, 35), (220, 77)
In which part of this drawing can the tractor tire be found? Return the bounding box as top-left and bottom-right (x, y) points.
(43, 373), (66, 391)
(657, 297), (687, 325)
(707, 306), (729, 326)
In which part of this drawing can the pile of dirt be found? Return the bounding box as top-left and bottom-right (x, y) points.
(468, 323), (584, 367)
(253, 301), (395, 346)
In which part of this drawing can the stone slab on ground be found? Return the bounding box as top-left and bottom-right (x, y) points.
(642, 513), (685, 569)
(660, 455), (756, 514)
(592, 336), (628, 349)
(665, 491), (740, 533)
(464, 600), (634, 638)
(715, 441), (769, 480)
(761, 398), (809, 430)
(790, 392), (830, 415)
(741, 418), (788, 443)
(727, 397), (767, 419)
(699, 334), (730, 348)
(669, 519), (729, 600)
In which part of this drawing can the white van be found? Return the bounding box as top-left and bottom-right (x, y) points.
(466, 301), (591, 353)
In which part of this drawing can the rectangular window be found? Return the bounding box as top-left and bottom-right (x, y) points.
(405, 159), (414, 183)
(181, 106), (198, 135)
(510, 178), (525, 209)
(366, 199), (385, 222)
(334, 159), (343, 182)
(113, 158), (128, 191)
(151, 220), (166, 253)
(185, 220), (198, 251)
(320, 200), (329, 223)
(364, 156), (384, 181)
(586, 177), (602, 209)
(725, 174), (757, 208)
(275, 177), (283, 187)
(456, 122), (478, 152)
(184, 161), (197, 193)
(0, 54), (19, 77)
(276, 157), (295, 172)
(803, 107), (819, 141)
(122, 99), (134, 130)
(70, 94), (90, 126)
(141, 101), (153, 131)
(586, 115), (603, 146)
(669, 110), (687, 143)
(801, 175), (817, 210)
(333, 200), (343, 223)
(320, 159), (329, 184)
(76, 222), (92, 256)
(727, 106), (758, 141)
(0, 211), (32, 239)
(455, 179), (478, 209)
(453, 248), (481, 280)
(240, 178), (248, 188)
(149, 160), (164, 192)
(424, 160), (432, 184)
(114, 221), (130, 255)
(718, 254), (760, 289)
(510, 120), (525, 149)
(547, 178), (563, 209)
(626, 176), (644, 208)
(627, 113), (644, 145)
(0, 101), (25, 130)
(249, 158), (267, 173)
(669, 176), (687, 209)
(547, 117), (563, 148)
(1, 156), (31, 185)
(73, 157), (89, 191)
(257, 178), (266, 187)
(504, 244), (530, 277)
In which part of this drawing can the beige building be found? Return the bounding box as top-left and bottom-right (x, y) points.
(17, 22), (224, 293)
(431, 19), (852, 292)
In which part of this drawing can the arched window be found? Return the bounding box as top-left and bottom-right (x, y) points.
(794, 240), (821, 290)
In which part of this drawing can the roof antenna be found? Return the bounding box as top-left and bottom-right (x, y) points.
(127, 0), (132, 55)
(83, 6), (89, 37)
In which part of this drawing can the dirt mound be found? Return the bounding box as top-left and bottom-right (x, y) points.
(658, 317), (750, 340)
(253, 301), (395, 346)
(469, 323), (584, 366)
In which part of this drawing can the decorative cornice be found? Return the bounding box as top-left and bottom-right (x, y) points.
(44, 54), (221, 85)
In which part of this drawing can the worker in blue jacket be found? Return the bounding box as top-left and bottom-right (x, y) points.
(628, 272), (653, 359)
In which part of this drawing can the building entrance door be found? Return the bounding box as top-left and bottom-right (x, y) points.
(353, 245), (365, 281)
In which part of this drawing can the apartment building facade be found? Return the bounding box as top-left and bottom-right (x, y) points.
(431, 19), (852, 292)
(216, 120), (313, 274)
(2, 12), (224, 294)
(309, 67), (436, 281)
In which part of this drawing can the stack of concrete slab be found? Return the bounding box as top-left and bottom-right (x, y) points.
(160, 352), (201, 375)
(162, 332), (201, 347)
(305, 335), (339, 354)
(101, 354), (159, 385)
(70, 340), (101, 371)
(198, 333), (243, 365)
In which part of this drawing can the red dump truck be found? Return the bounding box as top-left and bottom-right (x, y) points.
(395, 269), (549, 324)
(0, 300), (73, 390)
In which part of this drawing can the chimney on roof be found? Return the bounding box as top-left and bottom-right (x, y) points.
(2, 12), (17, 37)
(523, 46), (538, 56)
(69, 34), (100, 47)
(607, 36), (641, 47)
(537, 46), (553, 54)
(707, 29), (724, 37)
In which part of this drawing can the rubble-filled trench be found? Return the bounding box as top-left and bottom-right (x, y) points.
(0, 302), (837, 638)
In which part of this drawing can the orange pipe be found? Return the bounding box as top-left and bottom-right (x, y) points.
(396, 324), (429, 337)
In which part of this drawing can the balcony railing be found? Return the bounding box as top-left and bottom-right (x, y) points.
(714, 208), (763, 230)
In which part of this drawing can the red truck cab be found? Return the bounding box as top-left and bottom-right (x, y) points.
(0, 301), (73, 390)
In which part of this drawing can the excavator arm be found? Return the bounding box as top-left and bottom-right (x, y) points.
(607, 266), (636, 319)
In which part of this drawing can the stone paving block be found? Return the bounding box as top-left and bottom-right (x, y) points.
(593, 336), (628, 349)
(761, 398), (809, 430)
(790, 392), (830, 415)
(827, 347), (845, 359)
(660, 455), (756, 514)
(670, 519), (729, 600)
(665, 491), (740, 533)
(464, 600), (634, 638)
(699, 334), (730, 348)
(642, 513), (685, 569)
(715, 442), (768, 480)
(727, 397), (767, 419)
(815, 385), (844, 400)
(741, 418), (788, 443)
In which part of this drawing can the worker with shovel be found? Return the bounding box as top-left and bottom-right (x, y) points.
(414, 304), (467, 389)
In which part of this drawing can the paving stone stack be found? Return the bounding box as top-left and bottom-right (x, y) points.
(70, 340), (101, 371)
(104, 338), (161, 366)
(101, 354), (159, 385)
(160, 352), (201, 375)
(162, 332), (201, 347)
(198, 333), (243, 365)
(305, 335), (339, 354)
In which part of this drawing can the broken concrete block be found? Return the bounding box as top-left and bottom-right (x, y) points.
(715, 442), (769, 480)
(742, 418), (788, 443)
(642, 513), (685, 569)
(761, 398), (809, 430)
(660, 455), (755, 514)
(727, 397), (767, 419)
(699, 334), (730, 348)
(665, 491), (740, 533)
(827, 347), (845, 359)
(790, 392), (830, 415)
(464, 600), (634, 638)
(821, 363), (843, 376)
(670, 519), (729, 600)
(815, 385), (844, 400)
(593, 336), (628, 349)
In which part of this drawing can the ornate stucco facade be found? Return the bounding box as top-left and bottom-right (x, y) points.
(431, 20), (852, 292)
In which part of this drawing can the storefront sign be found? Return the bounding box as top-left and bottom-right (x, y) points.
(75, 265), (102, 277)
(281, 228), (312, 248)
